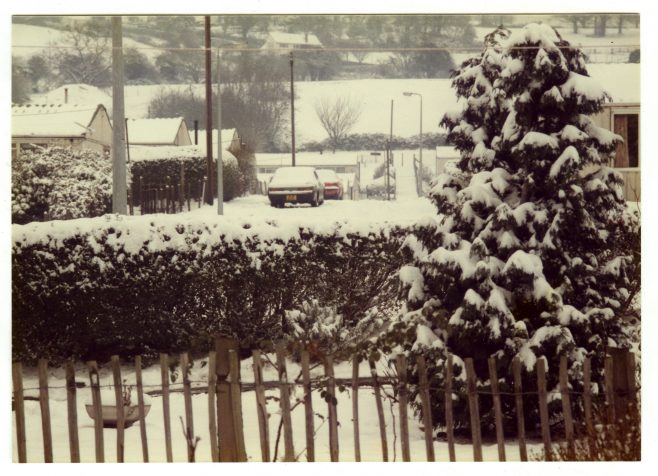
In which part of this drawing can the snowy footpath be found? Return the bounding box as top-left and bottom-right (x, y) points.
(393, 151), (419, 200)
(13, 357), (543, 463)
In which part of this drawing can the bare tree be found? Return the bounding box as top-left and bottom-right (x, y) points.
(314, 96), (363, 151)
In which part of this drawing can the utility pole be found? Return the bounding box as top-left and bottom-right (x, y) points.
(111, 16), (127, 214)
(204, 16), (214, 205)
(290, 52), (296, 166)
(215, 47), (224, 215)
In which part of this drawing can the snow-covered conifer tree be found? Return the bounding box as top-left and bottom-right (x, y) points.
(384, 24), (640, 431)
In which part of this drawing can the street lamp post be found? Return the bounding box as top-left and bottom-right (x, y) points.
(403, 91), (423, 177)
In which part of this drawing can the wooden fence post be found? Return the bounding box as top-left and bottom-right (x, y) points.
(416, 355), (435, 462)
(604, 355), (616, 424)
(512, 356), (527, 461)
(111, 355), (125, 463)
(395, 355), (411, 462)
(207, 351), (219, 462)
(160, 353), (173, 462)
(369, 359), (388, 462)
(180, 353), (195, 462)
(12, 362), (27, 463)
(228, 347), (247, 462)
(139, 176), (144, 214)
(488, 357), (505, 461)
(559, 356), (575, 458)
(275, 341), (295, 462)
(610, 348), (636, 421)
(536, 357), (552, 461)
(444, 354), (456, 462)
(87, 361), (104, 463)
(135, 356), (149, 463)
(325, 355), (339, 462)
(464, 358), (482, 462)
(38, 359), (53, 463)
(180, 163), (185, 213)
(65, 361), (80, 463)
(352, 354), (362, 462)
(301, 350), (315, 462)
(216, 337), (238, 462)
(583, 357), (593, 435)
(252, 349), (271, 462)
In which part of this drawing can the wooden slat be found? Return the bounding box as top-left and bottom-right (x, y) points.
(12, 362), (27, 463)
(416, 355), (435, 462)
(215, 337), (237, 461)
(395, 355), (411, 462)
(512, 357), (527, 461)
(207, 351), (219, 462)
(300, 350), (314, 462)
(252, 350), (271, 462)
(180, 353), (195, 462)
(111, 355), (125, 463)
(160, 353), (173, 462)
(536, 357), (552, 461)
(464, 358), (482, 462)
(228, 348), (247, 462)
(604, 355), (616, 424)
(352, 354), (362, 462)
(87, 361), (104, 463)
(369, 359), (388, 462)
(135, 356), (149, 462)
(65, 361), (80, 463)
(627, 352), (637, 402)
(325, 355), (339, 462)
(275, 341), (295, 461)
(583, 357), (593, 436)
(488, 357), (505, 461)
(559, 356), (575, 457)
(38, 359), (53, 463)
(444, 354), (456, 462)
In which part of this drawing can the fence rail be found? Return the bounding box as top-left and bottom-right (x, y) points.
(11, 340), (638, 463)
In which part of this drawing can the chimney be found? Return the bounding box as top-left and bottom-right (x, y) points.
(64, 88), (68, 104)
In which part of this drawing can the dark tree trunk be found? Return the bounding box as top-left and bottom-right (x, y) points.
(595, 15), (608, 37)
(573, 18), (579, 34)
(618, 15), (623, 34)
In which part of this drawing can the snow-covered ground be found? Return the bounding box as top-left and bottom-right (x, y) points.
(13, 356), (544, 462)
(186, 194), (435, 227)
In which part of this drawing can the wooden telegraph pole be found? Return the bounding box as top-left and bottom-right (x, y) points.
(111, 16), (127, 214)
(290, 52), (296, 166)
(204, 16), (214, 205)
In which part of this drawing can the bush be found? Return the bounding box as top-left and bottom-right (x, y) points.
(299, 132), (447, 152)
(12, 215), (407, 363)
(12, 146), (113, 224)
(628, 49), (640, 63)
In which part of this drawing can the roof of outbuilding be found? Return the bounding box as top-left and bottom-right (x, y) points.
(12, 103), (107, 137)
(126, 117), (186, 144)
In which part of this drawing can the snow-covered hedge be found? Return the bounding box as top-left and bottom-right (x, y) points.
(129, 148), (243, 203)
(12, 214), (407, 363)
(12, 147), (113, 224)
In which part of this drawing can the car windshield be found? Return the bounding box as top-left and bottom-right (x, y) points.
(316, 169), (339, 182)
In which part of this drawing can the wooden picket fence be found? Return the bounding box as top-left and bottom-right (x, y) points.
(11, 339), (638, 463)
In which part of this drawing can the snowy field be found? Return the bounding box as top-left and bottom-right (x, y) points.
(13, 356), (544, 463)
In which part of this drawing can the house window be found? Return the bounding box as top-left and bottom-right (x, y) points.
(613, 114), (639, 168)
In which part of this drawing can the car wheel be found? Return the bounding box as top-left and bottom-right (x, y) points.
(311, 193), (319, 207)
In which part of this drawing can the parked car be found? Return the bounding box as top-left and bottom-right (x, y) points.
(316, 169), (344, 200)
(268, 166), (325, 207)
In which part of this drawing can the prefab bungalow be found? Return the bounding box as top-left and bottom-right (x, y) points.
(12, 103), (112, 160)
(125, 117), (192, 147)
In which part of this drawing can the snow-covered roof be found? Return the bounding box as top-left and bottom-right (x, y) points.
(12, 103), (106, 137)
(266, 31), (322, 47)
(29, 83), (112, 109)
(126, 117), (185, 145)
(190, 129), (239, 149)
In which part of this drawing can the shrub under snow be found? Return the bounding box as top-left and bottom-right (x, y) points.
(12, 146), (113, 224)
